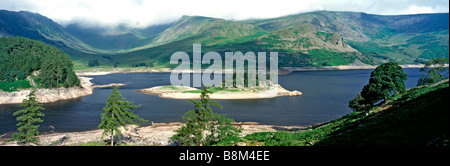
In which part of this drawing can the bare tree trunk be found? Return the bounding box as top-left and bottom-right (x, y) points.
(111, 129), (115, 146)
(111, 112), (115, 146)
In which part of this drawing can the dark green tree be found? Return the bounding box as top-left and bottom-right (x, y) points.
(172, 87), (241, 146)
(11, 90), (45, 145)
(417, 57), (449, 86)
(3, 69), (27, 82)
(88, 60), (100, 67)
(348, 94), (368, 112)
(349, 62), (407, 111)
(98, 86), (146, 146)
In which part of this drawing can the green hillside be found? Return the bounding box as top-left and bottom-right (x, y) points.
(245, 80), (449, 146)
(1, 10), (448, 69)
(0, 10), (103, 54)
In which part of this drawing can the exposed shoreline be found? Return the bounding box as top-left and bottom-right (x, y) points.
(0, 122), (307, 146)
(136, 84), (302, 100)
(75, 64), (432, 76)
(0, 75), (125, 104)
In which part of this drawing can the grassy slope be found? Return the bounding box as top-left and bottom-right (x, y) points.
(2, 10), (448, 69)
(245, 80), (449, 146)
(86, 12), (448, 68)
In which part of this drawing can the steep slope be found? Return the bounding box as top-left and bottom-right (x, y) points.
(109, 17), (370, 67)
(1, 10), (448, 68)
(246, 11), (449, 62)
(0, 10), (99, 54)
(65, 23), (172, 53)
(150, 15), (267, 47)
(246, 11), (449, 41)
(245, 80), (449, 146)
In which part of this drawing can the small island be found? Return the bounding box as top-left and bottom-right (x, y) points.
(137, 84), (302, 99)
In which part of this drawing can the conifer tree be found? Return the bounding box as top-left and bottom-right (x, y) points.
(11, 90), (45, 145)
(172, 87), (241, 146)
(98, 86), (146, 146)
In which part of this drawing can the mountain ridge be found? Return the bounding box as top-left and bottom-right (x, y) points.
(0, 9), (448, 68)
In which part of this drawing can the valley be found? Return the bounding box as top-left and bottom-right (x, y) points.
(1, 10), (448, 70)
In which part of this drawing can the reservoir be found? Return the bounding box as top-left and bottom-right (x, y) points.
(0, 68), (421, 134)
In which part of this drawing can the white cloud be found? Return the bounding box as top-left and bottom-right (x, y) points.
(1, 0), (448, 28)
(400, 5), (435, 14)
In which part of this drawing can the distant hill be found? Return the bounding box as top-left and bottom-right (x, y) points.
(1, 10), (448, 68)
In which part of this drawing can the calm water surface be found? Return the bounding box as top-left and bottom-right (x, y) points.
(0, 68), (421, 134)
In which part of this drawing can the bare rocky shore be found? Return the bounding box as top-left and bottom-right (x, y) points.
(137, 84), (302, 100)
(0, 122), (306, 146)
(0, 76), (125, 104)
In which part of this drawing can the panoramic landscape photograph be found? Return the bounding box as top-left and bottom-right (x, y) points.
(0, 0), (449, 160)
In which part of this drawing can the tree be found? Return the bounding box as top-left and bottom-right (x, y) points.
(88, 60), (100, 67)
(171, 87), (242, 146)
(348, 94), (368, 112)
(10, 90), (45, 145)
(417, 58), (449, 86)
(3, 69), (26, 82)
(349, 62), (407, 111)
(98, 86), (146, 146)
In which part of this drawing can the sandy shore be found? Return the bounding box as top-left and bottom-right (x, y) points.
(136, 84), (302, 100)
(0, 122), (306, 146)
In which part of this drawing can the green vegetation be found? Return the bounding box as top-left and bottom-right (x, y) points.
(10, 90), (45, 145)
(2, 10), (447, 69)
(417, 57), (449, 86)
(171, 87), (242, 146)
(0, 80), (32, 92)
(349, 62), (407, 111)
(245, 80), (449, 146)
(98, 86), (147, 146)
(0, 37), (80, 91)
(88, 59), (100, 67)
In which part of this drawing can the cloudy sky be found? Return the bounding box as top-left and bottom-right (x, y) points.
(1, 0), (449, 28)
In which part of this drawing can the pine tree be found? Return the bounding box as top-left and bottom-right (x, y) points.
(11, 90), (45, 145)
(98, 86), (146, 146)
(172, 87), (242, 146)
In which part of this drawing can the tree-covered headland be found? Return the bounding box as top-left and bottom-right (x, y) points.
(0, 37), (80, 92)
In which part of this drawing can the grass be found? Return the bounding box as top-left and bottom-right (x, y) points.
(0, 80), (32, 92)
(244, 80), (449, 146)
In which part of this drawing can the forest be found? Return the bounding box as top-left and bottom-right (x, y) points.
(0, 37), (79, 92)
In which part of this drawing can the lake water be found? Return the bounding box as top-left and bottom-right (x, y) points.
(0, 68), (421, 134)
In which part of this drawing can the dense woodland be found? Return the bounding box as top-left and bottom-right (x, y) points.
(0, 37), (79, 91)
